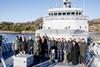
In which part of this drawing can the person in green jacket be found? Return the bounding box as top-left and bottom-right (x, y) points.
(79, 38), (88, 67)
(34, 36), (42, 64)
(12, 36), (20, 55)
(27, 36), (34, 54)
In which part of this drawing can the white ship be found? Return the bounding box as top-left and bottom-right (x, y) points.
(36, 0), (89, 41)
(1, 0), (99, 67)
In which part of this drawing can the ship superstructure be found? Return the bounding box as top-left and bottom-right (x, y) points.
(36, 0), (89, 41)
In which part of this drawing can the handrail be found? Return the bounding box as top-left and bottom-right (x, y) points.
(87, 55), (95, 67)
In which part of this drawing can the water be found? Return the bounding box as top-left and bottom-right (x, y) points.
(89, 33), (100, 41)
(1, 33), (35, 43)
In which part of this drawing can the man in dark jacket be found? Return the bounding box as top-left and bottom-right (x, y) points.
(20, 37), (27, 54)
(71, 41), (80, 65)
(41, 36), (48, 62)
(50, 39), (58, 61)
(56, 38), (63, 62)
(27, 36), (34, 55)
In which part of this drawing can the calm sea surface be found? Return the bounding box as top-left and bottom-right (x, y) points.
(1, 33), (35, 43)
(1, 33), (100, 43)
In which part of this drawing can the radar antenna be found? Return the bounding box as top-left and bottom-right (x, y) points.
(63, 0), (71, 8)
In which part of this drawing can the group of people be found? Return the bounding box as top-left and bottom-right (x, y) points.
(12, 35), (89, 66)
(12, 35), (34, 55)
(34, 36), (88, 66)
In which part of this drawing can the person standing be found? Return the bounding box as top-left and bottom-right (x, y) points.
(47, 38), (52, 58)
(20, 37), (27, 54)
(12, 36), (20, 55)
(57, 38), (62, 62)
(27, 36), (34, 55)
(41, 36), (48, 62)
(50, 39), (58, 61)
(67, 38), (73, 63)
(34, 36), (42, 64)
(18, 36), (22, 53)
(60, 38), (65, 62)
(71, 41), (80, 65)
(79, 38), (88, 67)
(63, 39), (68, 62)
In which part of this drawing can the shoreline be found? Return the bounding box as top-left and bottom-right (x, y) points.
(0, 31), (35, 34)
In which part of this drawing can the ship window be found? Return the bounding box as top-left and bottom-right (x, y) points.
(48, 27), (51, 29)
(49, 13), (51, 16)
(51, 13), (53, 16)
(79, 12), (81, 15)
(58, 13), (61, 16)
(65, 27), (68, 29)
(80, 26), (81, 29)
(63, 12), (66, 15)
(67, 12), (70, 15)
(76, 12), (78, 15)
(68, 26), (70, 29)
(54, 13), (57, 16)
(71, 12), (75, 15)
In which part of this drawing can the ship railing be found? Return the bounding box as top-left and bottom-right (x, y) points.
(87, 52), (95, 67)
(2, 43), (13, 54)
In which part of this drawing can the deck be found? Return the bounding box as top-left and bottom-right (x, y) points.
(49, 62), (80, 67)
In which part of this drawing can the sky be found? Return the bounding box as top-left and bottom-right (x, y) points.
(0, 0), (100, 22)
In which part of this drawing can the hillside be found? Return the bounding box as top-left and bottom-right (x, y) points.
(89, 18), (100, 33)
(0, 17), (43, 33)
